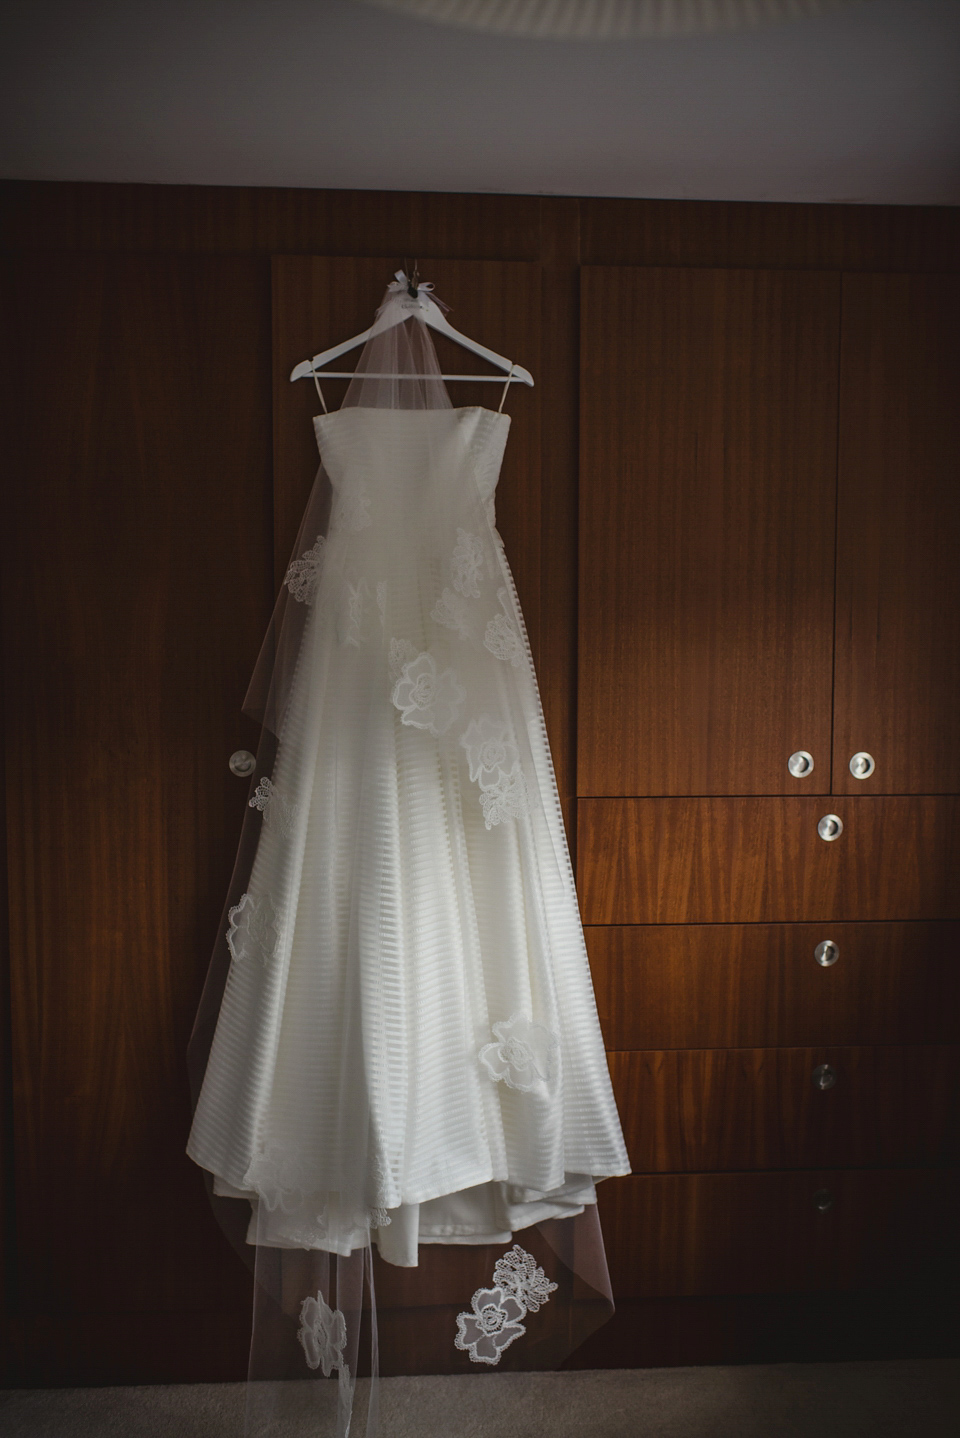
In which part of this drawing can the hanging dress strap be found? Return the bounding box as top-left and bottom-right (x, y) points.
(498, 362), (516, 414)
(312, 367), (328, 415)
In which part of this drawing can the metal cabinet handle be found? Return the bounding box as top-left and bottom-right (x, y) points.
(229, 749), (256, 777)
(817, 814), (843, 841)
(788, 750), (814, 778)
(814, 940), (839, 967)
(812, 1063), (837, 1090)
(849, 751), (875, 779)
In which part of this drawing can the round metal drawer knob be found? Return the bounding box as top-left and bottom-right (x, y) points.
(813, 1063), (837, 1090)
(818, 814), (843, 841)
(229, 749), (257, 777)
(813, 1189), (834, 1213)
(815, 940), (839, 967)
(849, 751), (875, 779)
(788, 750), (814, 778)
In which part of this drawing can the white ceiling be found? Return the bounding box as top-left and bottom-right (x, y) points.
(1, 0), (958, 205)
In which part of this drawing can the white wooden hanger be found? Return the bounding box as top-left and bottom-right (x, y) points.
(289, 270), (534, 389)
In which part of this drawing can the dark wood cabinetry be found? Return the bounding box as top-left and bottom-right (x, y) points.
(579, 266), (839, 798)
(833, 273), (960, 796)
(2, 181), (958, 1383)
(577, 252), (960, 1360)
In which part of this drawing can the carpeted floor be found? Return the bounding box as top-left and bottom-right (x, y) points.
(2, 1361), (959, 1437)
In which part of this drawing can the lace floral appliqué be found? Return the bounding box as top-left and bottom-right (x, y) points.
(392, 651), (465, 737)
(431, 587), (471, 638)
(459, 717), (531, 830)
(479, 766), (530, 829)
(389, 637), (418, 681)
(344, 578), (370, 648)
(451, 527), (484, 598)
(479, 1014), (559, 1092)
(483, 588), (523, 667)
(249, 776), (299, 839)
(494, 1244), (559, 1313)
(460, 716), (518, 788)
(332, 480), (371, 534)
(284, 534), (325, 605)
(244, 1141), (316, 1215)
(454, 1244), (557, 1366)
(298, 1290), (348, 1375)
(226, 892), (281, 968)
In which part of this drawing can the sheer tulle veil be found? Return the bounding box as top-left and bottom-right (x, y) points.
(186, 274), (627, 1436)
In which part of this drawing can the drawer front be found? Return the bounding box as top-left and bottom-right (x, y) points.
(608, 1046), (960, 1172)
(588, 922), (960, 1049)
(578, 796), (960, 924)
(599, 1168), (960, 1298)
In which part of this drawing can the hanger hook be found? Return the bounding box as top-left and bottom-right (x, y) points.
(406, 258), (420, 299)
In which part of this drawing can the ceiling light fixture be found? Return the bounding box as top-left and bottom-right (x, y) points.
(356, 0), (862, 39)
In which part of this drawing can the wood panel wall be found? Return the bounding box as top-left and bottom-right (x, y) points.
(2, 179), (959, 1385)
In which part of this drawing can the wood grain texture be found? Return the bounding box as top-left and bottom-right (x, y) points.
(588, 921), (960, 1049)
(0, 181), (542, 260)
(608, 1045), (960, 1172)
(578, 266), (839, 797)
(578, 796), (960, 924)
(271, 256), (542, 660)
(5, 182), (959, 275)
(833, 273), (960, 795)
(536, 198), (581, 827)
(598, 1168), (960, 1299)
(580, 197), (960, 272)
(1, 253), (270, 1318)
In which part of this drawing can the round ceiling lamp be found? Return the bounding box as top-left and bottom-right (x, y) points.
(356, 0), (862, 39)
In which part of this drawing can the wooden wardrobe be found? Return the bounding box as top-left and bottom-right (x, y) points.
(1, 182), (957, 1383)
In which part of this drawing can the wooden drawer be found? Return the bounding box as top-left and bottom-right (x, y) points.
(577, 796), (960, 924)
(588, 922), (960, 1049)
(598, 1168), (960, 1298)
(608, 1046), (960, 1172)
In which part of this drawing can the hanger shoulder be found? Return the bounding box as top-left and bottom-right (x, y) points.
(289, 325), (373, 382)
(420, 300), (534, 386)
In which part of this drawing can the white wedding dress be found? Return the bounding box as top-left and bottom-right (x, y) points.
(187, 402), (628, 1271)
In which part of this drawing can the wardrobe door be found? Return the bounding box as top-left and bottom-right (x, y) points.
(2, 252), (268, 1381)
(833, 274), (960, 796)
(578, 266), (839, 798)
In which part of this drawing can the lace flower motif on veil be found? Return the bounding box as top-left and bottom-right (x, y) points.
(454, 1244), (557, 1366)
(298, 1290), (348, 1375)
(451, 528), (484, 598)
(483, 588), (523, 667)
(479, 1014), (559, 1093)
(225, 892), (282, 969)
(392, 650), (466, 737)
(248, 776), (300, 839)
(459, 717), (531, 829)
(284, 534), (325, 605)
(431, 587), (471, 639)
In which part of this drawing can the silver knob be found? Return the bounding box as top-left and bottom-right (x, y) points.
(817, 814), (843, 841)
(788, 750), (814, 778)
(814, 940), (839, 967)
(813, 1189), (834, 1213)
(812, 1063), (837, 1090)
(229, 749), (256, 777)
(849, 751), (875, 779)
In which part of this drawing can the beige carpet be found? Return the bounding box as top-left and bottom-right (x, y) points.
(2, 1361), (959, 1437)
